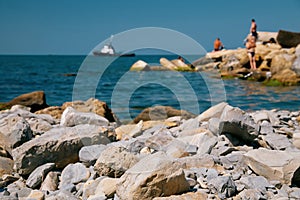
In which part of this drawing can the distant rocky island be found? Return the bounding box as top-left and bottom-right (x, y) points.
(2, 91), (300, 199)
(130, 30), (300, 86)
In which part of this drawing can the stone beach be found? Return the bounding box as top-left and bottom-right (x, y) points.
(2, 92), (300, 199)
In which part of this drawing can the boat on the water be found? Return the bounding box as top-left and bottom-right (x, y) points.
(93, 35), (135, 57)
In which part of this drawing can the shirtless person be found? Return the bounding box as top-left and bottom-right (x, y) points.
(250, 19), (258, 39)
(213, 38), (224, 52)
(246, 36), (257, 70)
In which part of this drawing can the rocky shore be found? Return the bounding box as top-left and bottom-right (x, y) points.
(2, 92), (300, 199)
(130, 30), (300, 86)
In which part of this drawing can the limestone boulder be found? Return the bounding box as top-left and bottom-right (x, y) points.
(3, 91), (48, 112)
(197, 102), (228, 122)
(40, 171), (60, 191)
(244, 148), (300, 186)
(115, 120), (143, 140)
(26, 163), (55, 189)
(79, 144), (107, 165)
(257, 31), (278, 43)
(160, 58), (177, 70)
(35, 106), (63, 120)
(0, 156), (13, 177)
(171, 59), (192, 71)
(153, 191), (208, 200)
(277, 30), (300, 48)
(218, 105), (259, 144)
(94, 146), (139, 178)
(132, 106), (196, 124)
(59, 163), (90, 189)
(60, 107), (109, 127)
(271, 53), (296, 75)
(116, 151), (190, 200)
(62, 98), (117, 122)
(12, 124), (110, 175)
(0, 115), (32, 149)
(130, 60), (150, 71)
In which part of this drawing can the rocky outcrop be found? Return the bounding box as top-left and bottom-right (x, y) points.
(0, 91), (48, 112)
(277, 30), (300, 48)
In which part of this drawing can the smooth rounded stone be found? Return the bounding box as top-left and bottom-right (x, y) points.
(12, 124), (109, 176)
(82, 177), (106, 200)
(0, 115), (33, 149)
(40, 171), (60, 192)
(96, 177), (119, 198)
(160, 57), (177, 70)
(79, 144), (107, 166)
(60, 107), (109, 127)
(115, 120), (143, 140)
(59, 163), (90, 189)
(129, 60), (150, 71)
(94, 146), (138, 178)
(27, 189), (45, 200)
(197, 102), (228, 122)
(26, 163), (55, 189)
(0, 156), (13, 177)
(116, 151), (190, 200)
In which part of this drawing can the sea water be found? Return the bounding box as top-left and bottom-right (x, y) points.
(1, 55), (300, 121)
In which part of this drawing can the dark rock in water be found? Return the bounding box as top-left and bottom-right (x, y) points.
(277, 30), (300, 48)
(132, 106), (196, 123)
(4, 91), (48, 112)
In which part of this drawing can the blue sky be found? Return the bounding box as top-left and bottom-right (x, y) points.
(0, 0), (299, 55)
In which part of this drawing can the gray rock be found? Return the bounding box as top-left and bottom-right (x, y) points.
(145, 131), (175, 151)
(82, 177), (106, 200)
(12, 124), (110, 175)
(251, 111), (270, 123)
(193, 131), (217, 155)
(178, 117), (200, 132)
(26, 117), (53, 136)
(45, 190), (80, 200)
(59, 163), (90, 189)
(79, 144), (107, 165)
(244, 148), (300, 185)
(116, 151), (190, 200)
(94, 146), (138, 178)
(26, 163), (55, 189)
(219, 105), (259, 144)
(0, 115), (32, 149)
(208, 117), (220, 135)
(207, 175), (236, 198)
(197, 102), (228, 122)
(260, 133), (292, 150)
(60, 107), (109, 127)
(289, 187), (300, 199)
(40, 171), (60, 191)
(0, 156), (13, 177)
(236, 189), (266, 200)
(162, 139), (189, 158)
(239, 176), (272, 194)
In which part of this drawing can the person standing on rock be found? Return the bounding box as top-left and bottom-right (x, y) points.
(246, 35), (257, 70)
(250, 19), (258, 39)
(213, 38), (224, 52)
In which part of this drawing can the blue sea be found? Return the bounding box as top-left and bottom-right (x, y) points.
(1, 55), (300, 122)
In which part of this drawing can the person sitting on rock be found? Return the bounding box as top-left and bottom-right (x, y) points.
(246, 35), (257, 70)
(213, 38), (224, 52)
